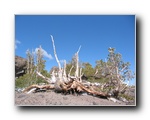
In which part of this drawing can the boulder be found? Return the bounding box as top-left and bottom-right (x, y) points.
(15, 55), (27, 78)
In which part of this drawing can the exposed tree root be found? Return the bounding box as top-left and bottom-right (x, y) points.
(23, 79), (108, 98)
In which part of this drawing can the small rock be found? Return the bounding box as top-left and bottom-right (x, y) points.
(119, 97), (129, 103)
(93, 101), (98, 105)
(18, 94), (26, 98)
(38, 94), (45, 98)
(63, 97), (68, 100)
(82, 92), (87, 96)
(108, 97), (121, 103)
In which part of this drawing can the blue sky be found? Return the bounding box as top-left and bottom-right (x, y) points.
(15, 15), (135, 85)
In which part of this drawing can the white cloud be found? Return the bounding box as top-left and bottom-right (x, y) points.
(15, 40), (21, 49)
(35, 47), (53, 60)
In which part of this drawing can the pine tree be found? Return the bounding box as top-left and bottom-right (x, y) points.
(36, 45), (46, 73)
(26, 49), (34, 74)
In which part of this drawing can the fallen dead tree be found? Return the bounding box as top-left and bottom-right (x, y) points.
(23, 78), (108, 97)
(23, 35), (134, 103)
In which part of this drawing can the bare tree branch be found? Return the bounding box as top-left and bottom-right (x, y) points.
(50, 35), (62, 79)
(36, 71), (51, 84)
(79, 67), (83, 82)
(63, 60), (67, 78)
(77, 45), (81, 54)
(94, 69), (98, 76)
(75, 45), (81, 78)
(50, 35), (61, 71)
(120, 66), (127, 72)
(68, 66), (74, 77)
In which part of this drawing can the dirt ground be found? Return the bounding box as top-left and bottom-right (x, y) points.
(15, 91), (135, 106)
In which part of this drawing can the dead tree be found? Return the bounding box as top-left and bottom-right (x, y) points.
(23, 35), (108, 98)
(23, 36), (134, 102)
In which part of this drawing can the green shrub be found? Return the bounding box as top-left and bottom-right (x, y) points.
(15, 73), (48, 88)
(119, 93), (134, 101)
(87, 77), (109, 84)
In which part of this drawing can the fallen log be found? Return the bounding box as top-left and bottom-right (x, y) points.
(23, 84), (54, 94)
(23, 79), (108, 98)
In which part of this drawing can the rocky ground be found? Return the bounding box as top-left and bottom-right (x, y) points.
(15, 91), (135, 106)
